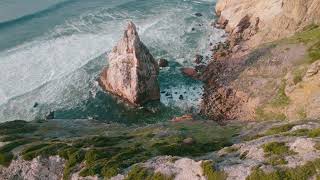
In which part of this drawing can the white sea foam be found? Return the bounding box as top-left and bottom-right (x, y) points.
(0, 0), (224, 121)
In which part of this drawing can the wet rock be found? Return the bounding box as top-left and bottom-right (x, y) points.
(181, 67), (197, 78)
(195, 64), (206, 73)
(33, 102), (39, 108)
(99, 21), (160, 105)
(158, 58), (169, 67)
(46, 111), (54, 120)
(194, 54), (203, 64)
(194, 13), (203, 17)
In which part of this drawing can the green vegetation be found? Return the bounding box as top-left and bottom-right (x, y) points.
(244, 124), (294, 141)
(270, 82), (290, 107)
(263, 142), (294, 156)
(0, 140), (30, 166)
(315, 142), (320, 150)
(292, 67), (307, 85)
(264, 124), (295, 135)
(1, 120), (237, 180)
(201, 161), (227, 180)
(224, 146), (239, 153)
(0, 120), (37, 135)
(246, 158), (320, 180)
(284, 128), (310, 136)
(255, 108), (287, 121)
(297, 108), (307, 119)
(308, 128), (320, 138)
(124, 165), (173, 180)
(262, 141), (295, 166)
(287, 24), (320, 64)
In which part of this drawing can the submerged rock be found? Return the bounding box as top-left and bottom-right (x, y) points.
(99, 22), (160, 105)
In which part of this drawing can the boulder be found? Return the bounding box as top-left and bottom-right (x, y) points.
(194, 54), (203, 64)
(158, 58), (169, 67)
(99, 22), (160, 105)
(181, 67), (197, 78)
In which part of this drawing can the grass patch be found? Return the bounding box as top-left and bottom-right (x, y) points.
(244, 124), (294, 141)
(285, 128), (310, 137)
(0, 140), (30, 166)
(270, 82), (290, 107)
(255, 108), (287, 121)
(0, 120), (37, 135)
(224, 146), (239, 153)
(246, 158), (320, 180)
(308, 128), (320, 138)
(266, 155), (288, 166)
(264, 124), (295, 135)
(263, 142), (294, 156)
(262, 141), (295, 166)
(201, 161), (227, 180)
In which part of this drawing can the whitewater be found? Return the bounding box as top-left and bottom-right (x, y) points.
(0, 0), (224, 122)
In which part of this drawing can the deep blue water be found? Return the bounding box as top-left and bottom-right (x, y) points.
(0, 0), (224, 123)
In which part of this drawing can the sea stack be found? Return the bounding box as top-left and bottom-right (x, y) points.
(99, 21), (160, 105)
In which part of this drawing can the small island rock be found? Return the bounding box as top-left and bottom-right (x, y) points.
(99, 22), (160, 105)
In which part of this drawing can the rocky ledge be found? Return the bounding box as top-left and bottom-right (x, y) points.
(99, 21), (160, 106)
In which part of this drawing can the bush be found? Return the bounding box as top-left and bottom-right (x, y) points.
(201, 161), (227, 180)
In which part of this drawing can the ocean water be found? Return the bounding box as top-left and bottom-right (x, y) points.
(0, 0), (224, 123)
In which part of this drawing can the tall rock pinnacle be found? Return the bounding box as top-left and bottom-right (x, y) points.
(99, 21), (160, 105)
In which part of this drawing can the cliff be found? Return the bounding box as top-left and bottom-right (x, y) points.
(215, 0), (320, 48)
(201, 0), (320, 121)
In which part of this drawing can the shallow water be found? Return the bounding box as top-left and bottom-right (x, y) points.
(0, 0), (224, 123)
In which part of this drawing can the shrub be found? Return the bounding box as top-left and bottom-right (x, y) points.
(308, 128), (320, 138)
(262, 142), (294, 156)
(201, 161), (227, 180)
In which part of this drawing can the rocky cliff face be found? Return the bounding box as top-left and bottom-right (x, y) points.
(201, 0), (320, 121)
(99, 22), (160, 105)
(215, 0), (320, 48)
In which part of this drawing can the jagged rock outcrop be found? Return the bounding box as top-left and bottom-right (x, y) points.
(215, 0), (320, 48)
(99, 22), (160, 105)
(0, 156), (65, 180)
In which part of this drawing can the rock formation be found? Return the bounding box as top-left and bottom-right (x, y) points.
(215, 0), (320, 48)
(99, 22), (160, 105)
(201, 0), (320, 121)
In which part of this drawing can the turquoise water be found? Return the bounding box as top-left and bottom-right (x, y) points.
(0, 0), (224, 123)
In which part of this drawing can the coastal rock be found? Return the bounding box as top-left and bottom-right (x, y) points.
(215, 0), (320, 47)
(181, 67), (197, 78)
(194, 54), (203, 64)
(0, 156), (65, 180)
(158, 58), (169, 67)
(99, 22), (160, 105)
(304, 60), (320, 79)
